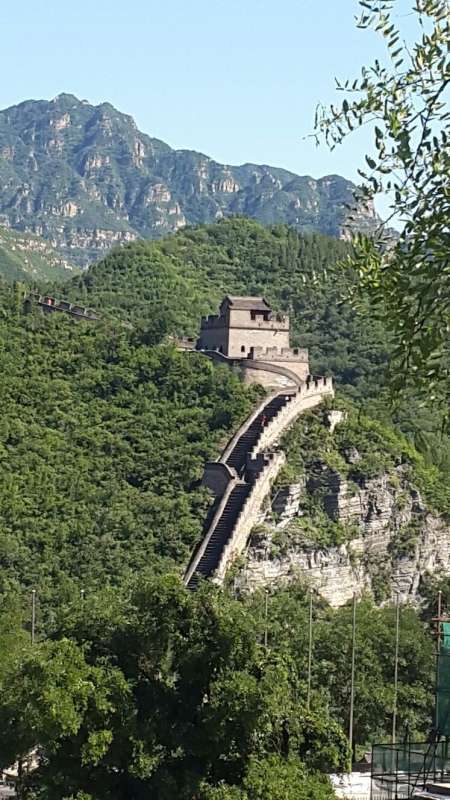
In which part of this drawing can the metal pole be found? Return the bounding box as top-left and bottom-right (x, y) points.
(349, 593), (357, 762)
(31, 589), (36, 645)
(392, 594), (400, 744)
(264, 590), (269, 649)
(435, 590), (443, 730)
(307, 589), (313, 709)
(437, 591), (442, 654)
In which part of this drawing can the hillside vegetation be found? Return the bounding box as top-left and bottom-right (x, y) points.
(69, 219), (383, 394)
(0, 226), (76, 281)
(0, 94), (379, 265)
(0, 219), (448, 797)
(66, 217), (450, 474)
(0, 282), (257, 612)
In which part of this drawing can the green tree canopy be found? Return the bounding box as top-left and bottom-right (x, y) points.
(315, 0), (450, 400)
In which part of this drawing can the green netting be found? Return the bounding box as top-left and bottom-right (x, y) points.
(443, 622), (450, 650)
(437, 623), (450, 736)
(371, 742), (449, 777)
(372, 741), (450, 800)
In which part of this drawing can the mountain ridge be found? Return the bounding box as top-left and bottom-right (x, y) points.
(0, 94), (380, 266)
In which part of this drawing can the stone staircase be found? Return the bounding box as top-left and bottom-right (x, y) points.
(224, 394), (293, 475)
(184, 377), (334, 590)
(186, 483), (252, 590)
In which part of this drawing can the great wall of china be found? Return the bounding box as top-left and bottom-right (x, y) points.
(184, 377), (333, 588)
(183, 295), (333, 588)
(26, 290), (334, 589)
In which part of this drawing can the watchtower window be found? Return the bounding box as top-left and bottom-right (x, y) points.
(241, 345), (246, 353)
(250, 310), (269, 321)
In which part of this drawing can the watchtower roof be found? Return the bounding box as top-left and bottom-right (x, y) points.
(221, 295), (271, 312)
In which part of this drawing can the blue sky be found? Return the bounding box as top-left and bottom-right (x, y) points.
(1, 0), (413, 213)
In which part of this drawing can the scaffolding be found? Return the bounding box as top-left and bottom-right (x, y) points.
(371, 616), (450, 800)
(371, 740), (450, 800)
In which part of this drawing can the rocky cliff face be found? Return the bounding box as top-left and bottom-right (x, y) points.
(0, 94), (381, 266)
(0, 224), (76, 281)
(236, 411), (450, 607)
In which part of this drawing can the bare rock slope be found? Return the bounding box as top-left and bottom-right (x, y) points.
(236, 407), (450, 605)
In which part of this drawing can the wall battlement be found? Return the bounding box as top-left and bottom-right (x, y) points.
(200, 314), (226, 330)
(184, 378), (334, 589)
(196, 295), (304, 377)
(25, 293), (99, 321)
(200, 312), (289, 332)
(250, 346), (309, 362)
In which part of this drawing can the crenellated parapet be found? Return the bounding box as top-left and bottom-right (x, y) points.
(25, 293), (99, 321)
(250, 376), (333, 458)
(184, 376), (334, 589)
(199, 313), (226, 330)
(250, 345), (309, 362)
(195, 295), (310, 387)
(213, 451), (286, 585)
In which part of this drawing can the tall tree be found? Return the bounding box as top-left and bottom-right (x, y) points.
(315, 0), (450, 401)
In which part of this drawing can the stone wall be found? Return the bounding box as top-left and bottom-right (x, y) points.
(228, 307), (289, 332)
(196, 324), (229, 353)
(197, 350), (305, 389)
(202, 462), (238, 497)
(187, 376), (333, 588)
(220, 389), (287, 464)
(184, 476), (239, 587)
(227, 326), (289, 358)
(260, 360), (309, 383)
(252, 346), (309, 361)
(249, 347), (310, 383)
(197, 306), (290, 358)
(239, 361), (301, 389)
(214, 452), (286, 584)
(250, 378), (334, 457)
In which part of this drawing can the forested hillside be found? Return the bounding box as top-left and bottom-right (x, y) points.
(8, 217), (448, 610)
(0, 219), (448, 798)
(0, 282), (257, 612)
(66, 217), (449, 474)
(67, 219), (384, 394)
(0, 226), (76, 282)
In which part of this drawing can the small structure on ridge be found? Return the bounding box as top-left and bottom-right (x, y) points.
(196, 295), (309, 388)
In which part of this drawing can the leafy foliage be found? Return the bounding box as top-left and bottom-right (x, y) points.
(0, 217), (444, 798)
(63, 217), (449, 479)
(0, 577), (349, 799)
(0, 280), (256, 611)
(315, 0), (450, 400)
(0, 577), (435, 798)
(280, 400), (450, 516)
(68, 218), (388, 401)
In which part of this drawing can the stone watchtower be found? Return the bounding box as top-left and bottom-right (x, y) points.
(196, 296), (309, 387)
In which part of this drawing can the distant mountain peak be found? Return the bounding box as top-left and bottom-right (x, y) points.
(0, 95), (381, 266)
(51, 92), (81, 104)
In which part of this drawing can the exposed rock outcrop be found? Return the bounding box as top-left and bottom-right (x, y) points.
(237, 451), (450, 606)
(0, 225), (76, 281)
(0, 94), (383, 266)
